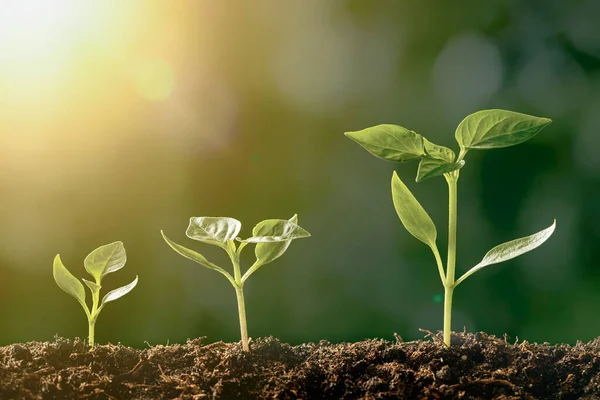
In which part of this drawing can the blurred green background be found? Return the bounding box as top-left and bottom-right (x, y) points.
(0, 0), (599, 347)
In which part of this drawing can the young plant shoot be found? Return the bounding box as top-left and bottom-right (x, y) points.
(345, 109), (556, 346)
(161, 215), (310, 352)
(53, 241), (138, 348)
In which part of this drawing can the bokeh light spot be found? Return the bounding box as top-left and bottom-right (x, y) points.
(432, 32), (503, 118)
(132, 59), (176, 101)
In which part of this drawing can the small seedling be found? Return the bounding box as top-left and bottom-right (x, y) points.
(161, 215), (310, 351)
(345, 109), (556, 346)
(53, 241), (138, 347)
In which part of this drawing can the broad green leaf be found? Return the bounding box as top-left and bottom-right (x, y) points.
(101, 276), (138, 306)
(455, 109), (552, 150)
(161, 230), (236, 286)
(84, 241), (126, 281)
(53, 255), (88, 311)
(391, 171), (437, 249)
(454, 220), (556, 287)
(240, 218), (310, 243)
(82, 279), (101, 294)
(345, 125), (425, 162)
(186, 217), (242, 248)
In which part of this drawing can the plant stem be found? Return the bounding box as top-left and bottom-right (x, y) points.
(444, 171), (459, 346)
(88, 319), (95, 347)
(443, 286), (453, 346)
(89, 285), (100, 348)
(235, 286), (249, 352)
(229, 244), (250, 352)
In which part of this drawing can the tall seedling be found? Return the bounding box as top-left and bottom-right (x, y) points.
(345, 109), (556, 346)
(162, 215), (310, 351)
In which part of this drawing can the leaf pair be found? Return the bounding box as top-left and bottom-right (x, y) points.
(344, 124), (463, 182)
(53, 241), (138, 325)
(345, 109), (551, 182)
(392, 170), (555, 285)
(162, 215), (310, 286)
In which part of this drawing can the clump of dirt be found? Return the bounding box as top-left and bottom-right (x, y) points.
(1, 332), (599, 399)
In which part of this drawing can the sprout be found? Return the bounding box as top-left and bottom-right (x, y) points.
(346, 109), (555, 346)
(162, 215), (310, 351)
(53, 241), (138, 347)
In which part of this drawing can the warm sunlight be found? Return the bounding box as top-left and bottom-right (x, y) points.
(0, 1), (98, 80)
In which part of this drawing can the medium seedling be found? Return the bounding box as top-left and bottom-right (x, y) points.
(53, 241), (138, 347)
(345, 109), (556, 346)
(162, 214), (310, 351)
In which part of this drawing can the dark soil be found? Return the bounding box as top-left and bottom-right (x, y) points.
(1, 332), (599, 399)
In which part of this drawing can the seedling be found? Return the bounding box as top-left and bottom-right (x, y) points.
(345, 109), (556, 346)
(161, 215), (310, 351)
(53, 241), (138, 347)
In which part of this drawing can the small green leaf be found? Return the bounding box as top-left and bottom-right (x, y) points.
(391, 171), (437, 249)
(241, 218), (310, 243)
(255, 215), (298, 264)
(84, 241), (126, 282)
(455, 109), (552, 150)
(345, 125), (425, 162)
(423, 138), (455, 163)
(161, 230), (237, 286)
(101, 276), (138, 306)
(82, 279), (101, 294)
(186, 217), (242, 248)
(415, 138), (464, 182)
(454, 220), (556, 287)
(241, 215), (309, 283)
(53, 255), (88, 311)
(417, 158), (464, 182)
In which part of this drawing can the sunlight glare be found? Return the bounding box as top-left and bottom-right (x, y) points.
(0, 0), (104, 97)
(0, 0), (92, 61)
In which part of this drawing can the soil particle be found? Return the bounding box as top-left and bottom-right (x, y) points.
(1, 332), (600, 399)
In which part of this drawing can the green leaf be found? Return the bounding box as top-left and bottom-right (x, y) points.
(454, 220), (556, 287)
(186, 217), (242, 248)
(345, 125), (425, 162)
(415, 138), (464, 182)
(240, 218), (311, 243)
(417, 157), (464, 182)
(101, 276), (138, 306)
(82, 279), (101, 294)
(161, 230), (237, 286)
(391, 171), (437, 249)
(423, 138), (455, 163)
(455, 109), (552, 150)
(241, 215), (309, 283)
(53, 255), (88, 312)
(84, 241), (127, 282)
(257, 215), (298, 263)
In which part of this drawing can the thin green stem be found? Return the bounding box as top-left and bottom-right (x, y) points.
(228, 244), (250, 352)
(229, 247), (242, 285)
(443, 171), (459, 346)
(443, 286), (453, 346)
(456, 147), (467, 163)
(88, 284), (101, 348)
(431, 245), (446, 284)
(235, 286), (249, 352)
(88, 319), (96, 347)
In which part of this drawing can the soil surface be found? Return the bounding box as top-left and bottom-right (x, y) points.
(1, 331), (599, 399)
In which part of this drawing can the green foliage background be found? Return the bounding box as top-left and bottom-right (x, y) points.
(1, 0), (599, 346)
